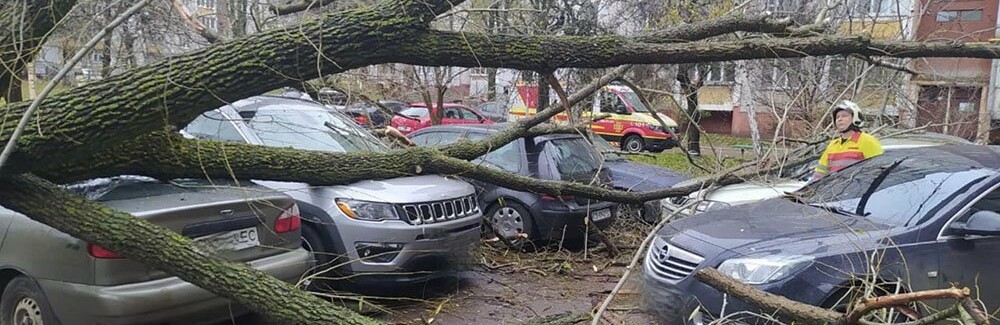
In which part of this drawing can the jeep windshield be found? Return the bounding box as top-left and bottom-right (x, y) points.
(794, 154), (992, 226)
(247, 105), (387, 153)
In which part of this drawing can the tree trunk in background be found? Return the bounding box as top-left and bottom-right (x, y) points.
(0, 0), (77, 103)
(487, 68), (497, 100)
(677, 64), (702, 154)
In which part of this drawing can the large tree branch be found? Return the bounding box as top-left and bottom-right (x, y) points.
(402, 33), (1000, 70)
(42, 125), (584, 185)
(8, 11), (996, 179)
(45, 131), (807, 205)
(269, 0), (337, 15)
(0, 0), (451, 177)
(634, 14), (793, 43)
(0, 174), (379, 325)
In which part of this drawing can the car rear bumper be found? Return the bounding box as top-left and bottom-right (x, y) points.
(532, 201), (618, 241)
(39, 248), (312, 325)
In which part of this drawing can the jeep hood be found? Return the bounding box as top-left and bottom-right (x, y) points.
(255, 175), (475, 205)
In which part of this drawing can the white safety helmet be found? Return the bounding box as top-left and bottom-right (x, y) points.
(832, 100), (864, 130)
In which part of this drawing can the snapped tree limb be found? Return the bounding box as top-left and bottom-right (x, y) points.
(696, 268), (991, 325)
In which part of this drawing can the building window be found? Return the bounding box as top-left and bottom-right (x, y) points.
(936, 9), (982, 22)
(470, 67), (488, 76)
(199, 16), (217, 30)
(703, 62), (735, 85)
(762, 59), (801, 89)
(196, 0), (216, 9)
(960, 9), (983, 21)
(864, 0), (908, 17)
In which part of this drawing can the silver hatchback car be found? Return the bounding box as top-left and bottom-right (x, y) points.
(0, 176), (311, 325)
(183, 96), (482, 288)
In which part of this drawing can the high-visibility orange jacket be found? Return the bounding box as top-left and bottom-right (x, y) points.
(812, 131), (883, 180)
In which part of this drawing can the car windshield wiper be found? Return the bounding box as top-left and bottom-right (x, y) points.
(783, 192), (860, 217)
(855, 159), (905, 216)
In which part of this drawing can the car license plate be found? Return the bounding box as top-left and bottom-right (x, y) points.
(591, 209), (612, 222)
(194, 227), (260, 252)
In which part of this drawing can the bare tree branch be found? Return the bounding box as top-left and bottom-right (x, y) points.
(170, 0), (222, 44)
(269, 0), (337, 15)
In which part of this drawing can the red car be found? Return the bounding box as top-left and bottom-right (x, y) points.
(391, 103), (493, 134)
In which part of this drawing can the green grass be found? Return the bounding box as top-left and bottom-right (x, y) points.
(626, 151), (746, 177)
(622, 133), (754, 176)
(696, 133), (754, 148)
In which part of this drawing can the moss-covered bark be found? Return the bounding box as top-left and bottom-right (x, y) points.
(0, 0), (453, 176)
(397, 33), (1000, 70)
(0, 174), (379, 325)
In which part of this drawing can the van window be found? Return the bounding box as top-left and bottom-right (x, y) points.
(599, 91), (623, 113)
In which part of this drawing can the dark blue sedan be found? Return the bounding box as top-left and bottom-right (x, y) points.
(643, 145), (1000, 324)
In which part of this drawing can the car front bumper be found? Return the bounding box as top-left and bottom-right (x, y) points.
(642, 257), (831, 324)
(646, 137), (678, 151)
(40, 248), (312, 325)
(332, 212), (483, 286)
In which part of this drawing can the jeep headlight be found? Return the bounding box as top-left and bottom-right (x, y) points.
(647, 123), (665, 132)
(335, 198), (399, 221)
(717, 255), (814, 284)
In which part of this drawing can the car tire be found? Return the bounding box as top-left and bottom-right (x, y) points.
(484, 201), (536, 249)
(640, 201), (661, 224)
(1, 276), (60, 325)
(300, 224), (330, 267)
(621, 135), (645, 153)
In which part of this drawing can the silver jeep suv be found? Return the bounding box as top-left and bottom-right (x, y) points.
(182, 95), (482, 286)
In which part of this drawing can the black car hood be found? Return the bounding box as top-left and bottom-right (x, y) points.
(606, 159), (689, 191)
(659, 198), (900, 258)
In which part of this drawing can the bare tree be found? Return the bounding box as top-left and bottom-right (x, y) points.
(3, 0), (1000, 324)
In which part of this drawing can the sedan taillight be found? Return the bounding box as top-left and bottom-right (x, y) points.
(88, 244), (124, 259)
(274, 204), (301, 233)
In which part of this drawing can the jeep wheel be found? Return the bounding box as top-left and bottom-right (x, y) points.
(621, 135), (644, 153)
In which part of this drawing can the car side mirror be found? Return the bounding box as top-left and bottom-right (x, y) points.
(614, 104), (630, 115)
(950, 210), (1000, 236)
